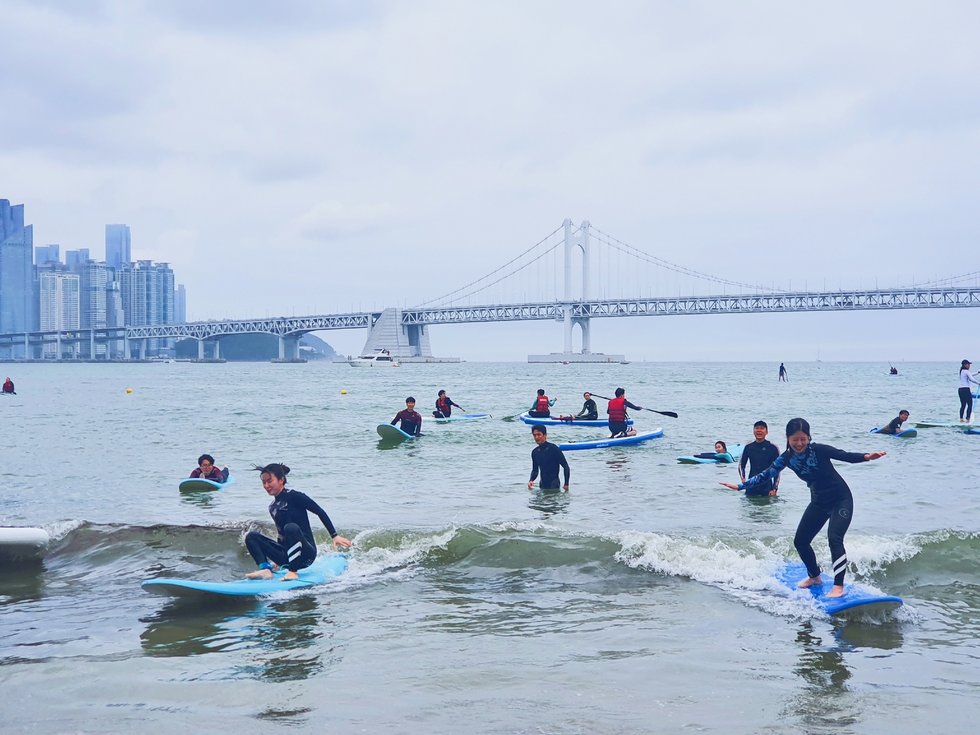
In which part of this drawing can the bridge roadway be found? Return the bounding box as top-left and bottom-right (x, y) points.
(1, 285), (978, 356)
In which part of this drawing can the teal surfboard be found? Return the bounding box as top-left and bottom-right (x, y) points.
(869, 427), (917, 438)
(776, 562), (903, 615)
(178, 474), (236, 492)
(677, 445), (743, 464)
(377, 424), (415, 441)
(141, 553), (348, 598)
(433, 413), (492, 424)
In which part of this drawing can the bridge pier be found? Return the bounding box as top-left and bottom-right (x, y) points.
(272, 335), (305, 363)
(358, 308), (459, 363)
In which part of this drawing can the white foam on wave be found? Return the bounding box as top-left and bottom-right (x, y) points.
(337, 525), (460, 588)
(44, 518), (84, 540)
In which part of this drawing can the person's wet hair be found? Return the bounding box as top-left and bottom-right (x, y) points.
(615, 387), (625, 397)
(253, 462), (290, 482)
(753, 421), (768, 430)
(784, 417), (811, 451)
(531, 424), (547, 435)
(198, 453), (215, 466)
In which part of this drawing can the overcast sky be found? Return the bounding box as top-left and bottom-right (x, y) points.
(3, 0), (979, 361)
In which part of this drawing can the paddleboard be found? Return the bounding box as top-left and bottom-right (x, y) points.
(776, 562), (903, 615)
(178, 474), (236, 492)
(677, 444), (744, 464)
(914, 421), (978, 429)
(964, 428), (980, 435)
(432, 413), (492, 424)
(869, 427), (917, 438)
(377, 423), (415, 441)
(0, 527), (50, 560)
(518, 412), (633, 427)
(141, 553), (349, 598)
(558, 428), (663, 451)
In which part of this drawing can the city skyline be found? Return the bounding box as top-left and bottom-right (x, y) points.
(3, 2), (980, 361)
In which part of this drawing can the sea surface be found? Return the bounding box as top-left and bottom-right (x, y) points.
(1, 360), (978, 734)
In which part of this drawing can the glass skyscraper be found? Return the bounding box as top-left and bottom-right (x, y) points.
(0, 200), (35, 357)
(105, 224), (131, 270)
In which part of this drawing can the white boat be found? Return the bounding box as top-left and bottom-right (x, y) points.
(347, 350), (400, 367)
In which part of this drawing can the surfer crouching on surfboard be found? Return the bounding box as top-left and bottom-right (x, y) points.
(245, 463), (352, 581)
(720, 418), (886, 598)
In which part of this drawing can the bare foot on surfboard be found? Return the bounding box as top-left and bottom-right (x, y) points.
(246, 569), (274, 580)
(281, 570), (298, 581)
(827, 585), (845, 598)
(797, 575), (822, 589)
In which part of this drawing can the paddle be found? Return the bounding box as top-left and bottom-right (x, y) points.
(589, 393), (678, 419)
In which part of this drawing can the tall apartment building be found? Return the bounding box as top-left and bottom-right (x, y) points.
(65, 249), (90, 271)
(0, 200), (35, 357)
(175, 284), (186, 323)
(39, 270), (80, 357)
(105, 224), (131, 269)
(35, 244), (60, 265)
(79, 260), (113, 356)
(118, 260), (176, 355)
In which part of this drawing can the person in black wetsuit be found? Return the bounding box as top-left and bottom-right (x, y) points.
(391, 397), (422, 436)
(190, 453), (230, 483)
(528, 424), (570, 492)
(721, 418), (886, 598)
(738, 421), (781, 496)
(778, 363), (788, 382)
(434, 389), (463, 418)
(245, 463), (352, 581)
(878, 410), (910, 435)
(558, 392), (598, 422)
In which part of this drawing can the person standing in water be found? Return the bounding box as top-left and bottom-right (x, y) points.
(739, 421), (781, 496)
(245, 463), (352, 581)
(391, 397), (423, 436)
(958, 360), (979, 422)
(720, 418), (886, 598)
(528, 425), (570, 492)
(778, 363), (788, 382)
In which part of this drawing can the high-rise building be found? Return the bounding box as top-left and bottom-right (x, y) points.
(79, 261), (112, 357)
(39, 270), (80, 357)
(65, 248), (90, 271)
(35, 244), (60, 265)
(105, 224), (131, 269)
(0, 200), (35, 357)
(118, 260), (175, 355)
(175, 284), (186, 323)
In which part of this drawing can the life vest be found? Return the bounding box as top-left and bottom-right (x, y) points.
(608, 396), (628, 422)
(535, 395), (551, 413)
(436, 397), (450, 413)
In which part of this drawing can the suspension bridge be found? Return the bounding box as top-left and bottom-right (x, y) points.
(2, 219), (979, 362)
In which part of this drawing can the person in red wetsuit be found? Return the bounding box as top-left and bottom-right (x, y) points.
(434, 390), (463, 418)
(607, 387), (641, 437)
(190, 454), (229, 483)
(391, 397), (422, 436)
(527, 389), (556, 418)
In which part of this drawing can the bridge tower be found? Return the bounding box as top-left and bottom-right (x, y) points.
(529, 219), (626, 363)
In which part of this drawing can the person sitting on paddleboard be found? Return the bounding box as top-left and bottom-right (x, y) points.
(739, 421), (780, 496)
(695, 441), (733, 462)
(720, 418), (886, 598)
(2, 377), (14, 394)
(392, 396), (422, 436)
(527, 388), (556, 418)
(878, 410), (910, 435)
(559, 391), (598, 422)
(528, 425), (570, 492)
(190, 453), (229, 483)
(245, 463), (352, 581)
(434, 389), (463, 418)
(607, 388), (640, 437)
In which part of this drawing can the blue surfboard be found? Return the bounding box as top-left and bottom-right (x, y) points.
(178, 474), (236, 492)
(869, 427), (917, 438)
(141, 553), (349, 597)
(377, 423), (415, 441)
(558, 428), (663, 451)
(677, 445), (743, 464)
(776, 562), (903, 615)
(432, 413), (492, 424)
(518, 412), (633, 428)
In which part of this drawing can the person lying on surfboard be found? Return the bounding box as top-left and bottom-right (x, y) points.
(720, 418), (886, 598)
(190, 454), (229, 483)
(392, 397), (422, 436)
(245, 462), (352, 581)
(694, 441), (734, 462)
(877, 410), (910, 435)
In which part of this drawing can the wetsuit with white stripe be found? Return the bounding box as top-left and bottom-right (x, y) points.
(245, 488), (339, 572)
(739, 443), (869, 586)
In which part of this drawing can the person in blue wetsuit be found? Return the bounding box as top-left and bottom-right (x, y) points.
(528, 424), (570, 492)
(739, 421), (781, 496)
(878, 410), (910, 435)
(391, 397), (422, 436)
(720, 418), (886, 598)
(245, 463), (352, 581)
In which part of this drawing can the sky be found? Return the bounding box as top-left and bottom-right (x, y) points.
(2, 0), (980, 362)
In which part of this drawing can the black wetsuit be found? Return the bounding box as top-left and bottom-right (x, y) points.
(878, 416), (904, 435)
(392, 409), (422, 436)
(245, 488), (339, 572)
(575, 399), (598, 421)
(529, 441), (570, 490)
(739, 440), (781, 496)
(740, 443), (869, 586)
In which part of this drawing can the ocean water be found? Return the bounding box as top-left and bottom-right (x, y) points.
(1, 360), (978, 734)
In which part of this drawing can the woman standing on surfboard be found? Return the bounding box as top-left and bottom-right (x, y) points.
(720, 418), (886, 598)
(958, 359), (979, 422)
(245, 463), (352, 581)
